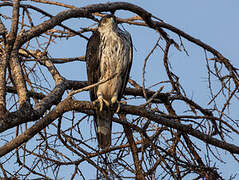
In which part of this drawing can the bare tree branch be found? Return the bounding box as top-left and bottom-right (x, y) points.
(0, 1), (238, 179)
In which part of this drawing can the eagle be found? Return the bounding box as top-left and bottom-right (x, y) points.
(85, 15), (133, 148)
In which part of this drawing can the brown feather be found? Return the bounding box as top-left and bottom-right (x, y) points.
(85, 15), (133, 148)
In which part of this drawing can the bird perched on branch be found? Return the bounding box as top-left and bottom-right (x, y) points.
(85, 15), (133, 148)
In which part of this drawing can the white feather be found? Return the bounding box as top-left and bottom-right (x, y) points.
(97, 19), (131, 103)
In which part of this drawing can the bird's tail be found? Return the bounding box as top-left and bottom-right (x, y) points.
(95, 109), (113, 149)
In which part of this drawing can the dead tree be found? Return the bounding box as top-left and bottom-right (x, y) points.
(0, 1), (238, 179)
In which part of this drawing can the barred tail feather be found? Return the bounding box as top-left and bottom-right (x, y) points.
(95, 110), (113, 148)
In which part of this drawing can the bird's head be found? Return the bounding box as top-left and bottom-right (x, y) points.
(98, 15), (117, 31)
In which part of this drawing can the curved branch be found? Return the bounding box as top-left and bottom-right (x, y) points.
(2, 97), (239, 157)
(119, 104), (239, 154)
(13, 2), (151, 48)
(2, 1), (237, 89)
(0, 79), (67, 133)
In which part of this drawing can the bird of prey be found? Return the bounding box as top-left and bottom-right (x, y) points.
(85, 15), (133, 148)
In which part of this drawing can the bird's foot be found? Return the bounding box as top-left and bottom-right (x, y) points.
(93, 97), (110, 111)
(111, 99), (126, 113)
(111, 95), (127, 113)
(116, 101), (127, 113)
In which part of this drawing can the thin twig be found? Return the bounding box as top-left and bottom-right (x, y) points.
(67, 73), (118, 98)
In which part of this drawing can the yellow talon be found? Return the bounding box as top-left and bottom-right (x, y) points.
(99, 98), (104, 111)
(116, 102), (121, 113)
(115, 100), (127, 113)
(103, 99), (110, 107)
(94, 97), (110, 111)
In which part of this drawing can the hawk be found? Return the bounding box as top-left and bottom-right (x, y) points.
(85, 15), (133, 148)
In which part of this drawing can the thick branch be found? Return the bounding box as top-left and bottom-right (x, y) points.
(0, 80), (67, 133)
(9, 51), (29, 106)
(0, 53), (7, 117)
(1, 97), (239, 157)
(0, 0), (21, 117)
(0, 97), (76, 157)
(7, 0), (20, 48)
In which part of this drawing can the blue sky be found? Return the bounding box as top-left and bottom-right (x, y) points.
(50, 1), (239, 178)
(55, 1), (239, 178)
(0, 0), (239, 178)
